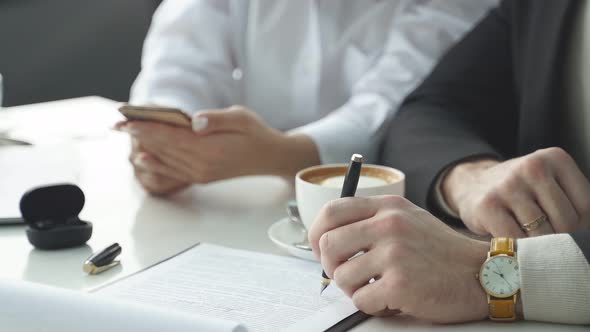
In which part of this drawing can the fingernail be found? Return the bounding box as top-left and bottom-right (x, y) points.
(134, 155), (148, 168)
(113, 121), (127, 131)
(192, 115), (208, 132)
(121, 125), (140, 135)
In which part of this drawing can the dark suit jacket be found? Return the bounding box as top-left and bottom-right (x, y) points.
(381, 0), (590, 260)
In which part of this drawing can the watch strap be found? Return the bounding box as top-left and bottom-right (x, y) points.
(488, 237), (517, 321)
(490, 237), (515, 257)
(489, 296), (517, 320)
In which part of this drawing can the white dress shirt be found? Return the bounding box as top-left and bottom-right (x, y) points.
(130, 0), (496, 164)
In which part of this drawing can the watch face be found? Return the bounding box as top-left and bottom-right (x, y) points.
(479, 255), (520, 298)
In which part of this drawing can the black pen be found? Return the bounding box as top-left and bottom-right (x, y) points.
(320, 154), (363, 295)
(83, 243), (122, 275)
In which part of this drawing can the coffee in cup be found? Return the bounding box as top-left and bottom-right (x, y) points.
(295, 164), (404, 231)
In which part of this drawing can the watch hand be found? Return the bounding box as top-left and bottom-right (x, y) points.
(492, 261), (505, 277)
(501, 277), (513, 290)
(492, 261), (501, 270)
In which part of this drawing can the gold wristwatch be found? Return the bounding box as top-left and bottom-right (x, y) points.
(477, 237), (520, 321)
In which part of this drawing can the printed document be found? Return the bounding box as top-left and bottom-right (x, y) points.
(98, 243), (358, 331)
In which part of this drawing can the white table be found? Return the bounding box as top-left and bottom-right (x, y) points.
(0, 97), (584, 331)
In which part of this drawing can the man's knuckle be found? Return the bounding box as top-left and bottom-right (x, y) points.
(231, 107), (255, 123)
(320, 200), (339, 220)
(332, 266), (346, 284)
(352, 293), (367, 312)
(381, 195), (408, 207)
(542, 147), (571, 163)
(382, 210), (404, 224)
(478, 192), (502, 211)
(385, 272), (408, 290)
(468, 217), (489, 235)
(498, 174), (520, 193)
(389, 214), (410, 235)
(519, 155), (549, 182)
(319, 232), (332, 254)
(307, 229), (319, 249)
(373, 212), (408, 236)
(383, 243), (407, 262)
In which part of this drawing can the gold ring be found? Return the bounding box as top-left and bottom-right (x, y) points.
(521, 215), (548, 232)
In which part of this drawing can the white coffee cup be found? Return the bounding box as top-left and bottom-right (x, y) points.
(295, 164), (405, 231)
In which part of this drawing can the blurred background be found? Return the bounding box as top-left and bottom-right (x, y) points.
(0, 0), (162, 106)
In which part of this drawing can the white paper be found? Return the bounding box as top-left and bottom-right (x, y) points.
(0, 278), (245, 332)
(0, 145), (80, 219)
(98, 244), (358, 332)
(0, 97), (123, 145)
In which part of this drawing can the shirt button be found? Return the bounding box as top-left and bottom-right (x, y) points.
(232, 68), (243, 81)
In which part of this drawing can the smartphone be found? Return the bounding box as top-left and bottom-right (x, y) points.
(118, 104), (192, 128)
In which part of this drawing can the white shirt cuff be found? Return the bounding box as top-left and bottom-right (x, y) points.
(291, 94), (391, 164)
(517, 234), (590, 324)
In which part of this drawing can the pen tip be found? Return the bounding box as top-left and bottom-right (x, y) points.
(320, 284), (328, 296)
(320, 276), (331, 295)
(351, 154), (363, 162)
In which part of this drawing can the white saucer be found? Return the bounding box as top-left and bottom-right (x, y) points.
(268, 217), (318, 261)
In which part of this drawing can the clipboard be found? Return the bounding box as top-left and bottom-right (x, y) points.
(325, 311), (371, 332)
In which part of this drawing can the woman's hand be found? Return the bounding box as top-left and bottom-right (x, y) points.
(116, 106), (320, 194)
(309, 195), (489, 323)
(127, 137), (192, 195)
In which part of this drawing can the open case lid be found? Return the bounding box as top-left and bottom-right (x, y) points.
(19, 184), (84, 223)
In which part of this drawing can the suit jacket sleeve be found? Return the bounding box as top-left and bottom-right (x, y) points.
(294, 0), (497, 164)
(380, 1), (518, 222)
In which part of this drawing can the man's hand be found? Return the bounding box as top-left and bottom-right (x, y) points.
(309, 195), (490, 323)
(116, 105), (320, 194)
(442, 148), (590, 237)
